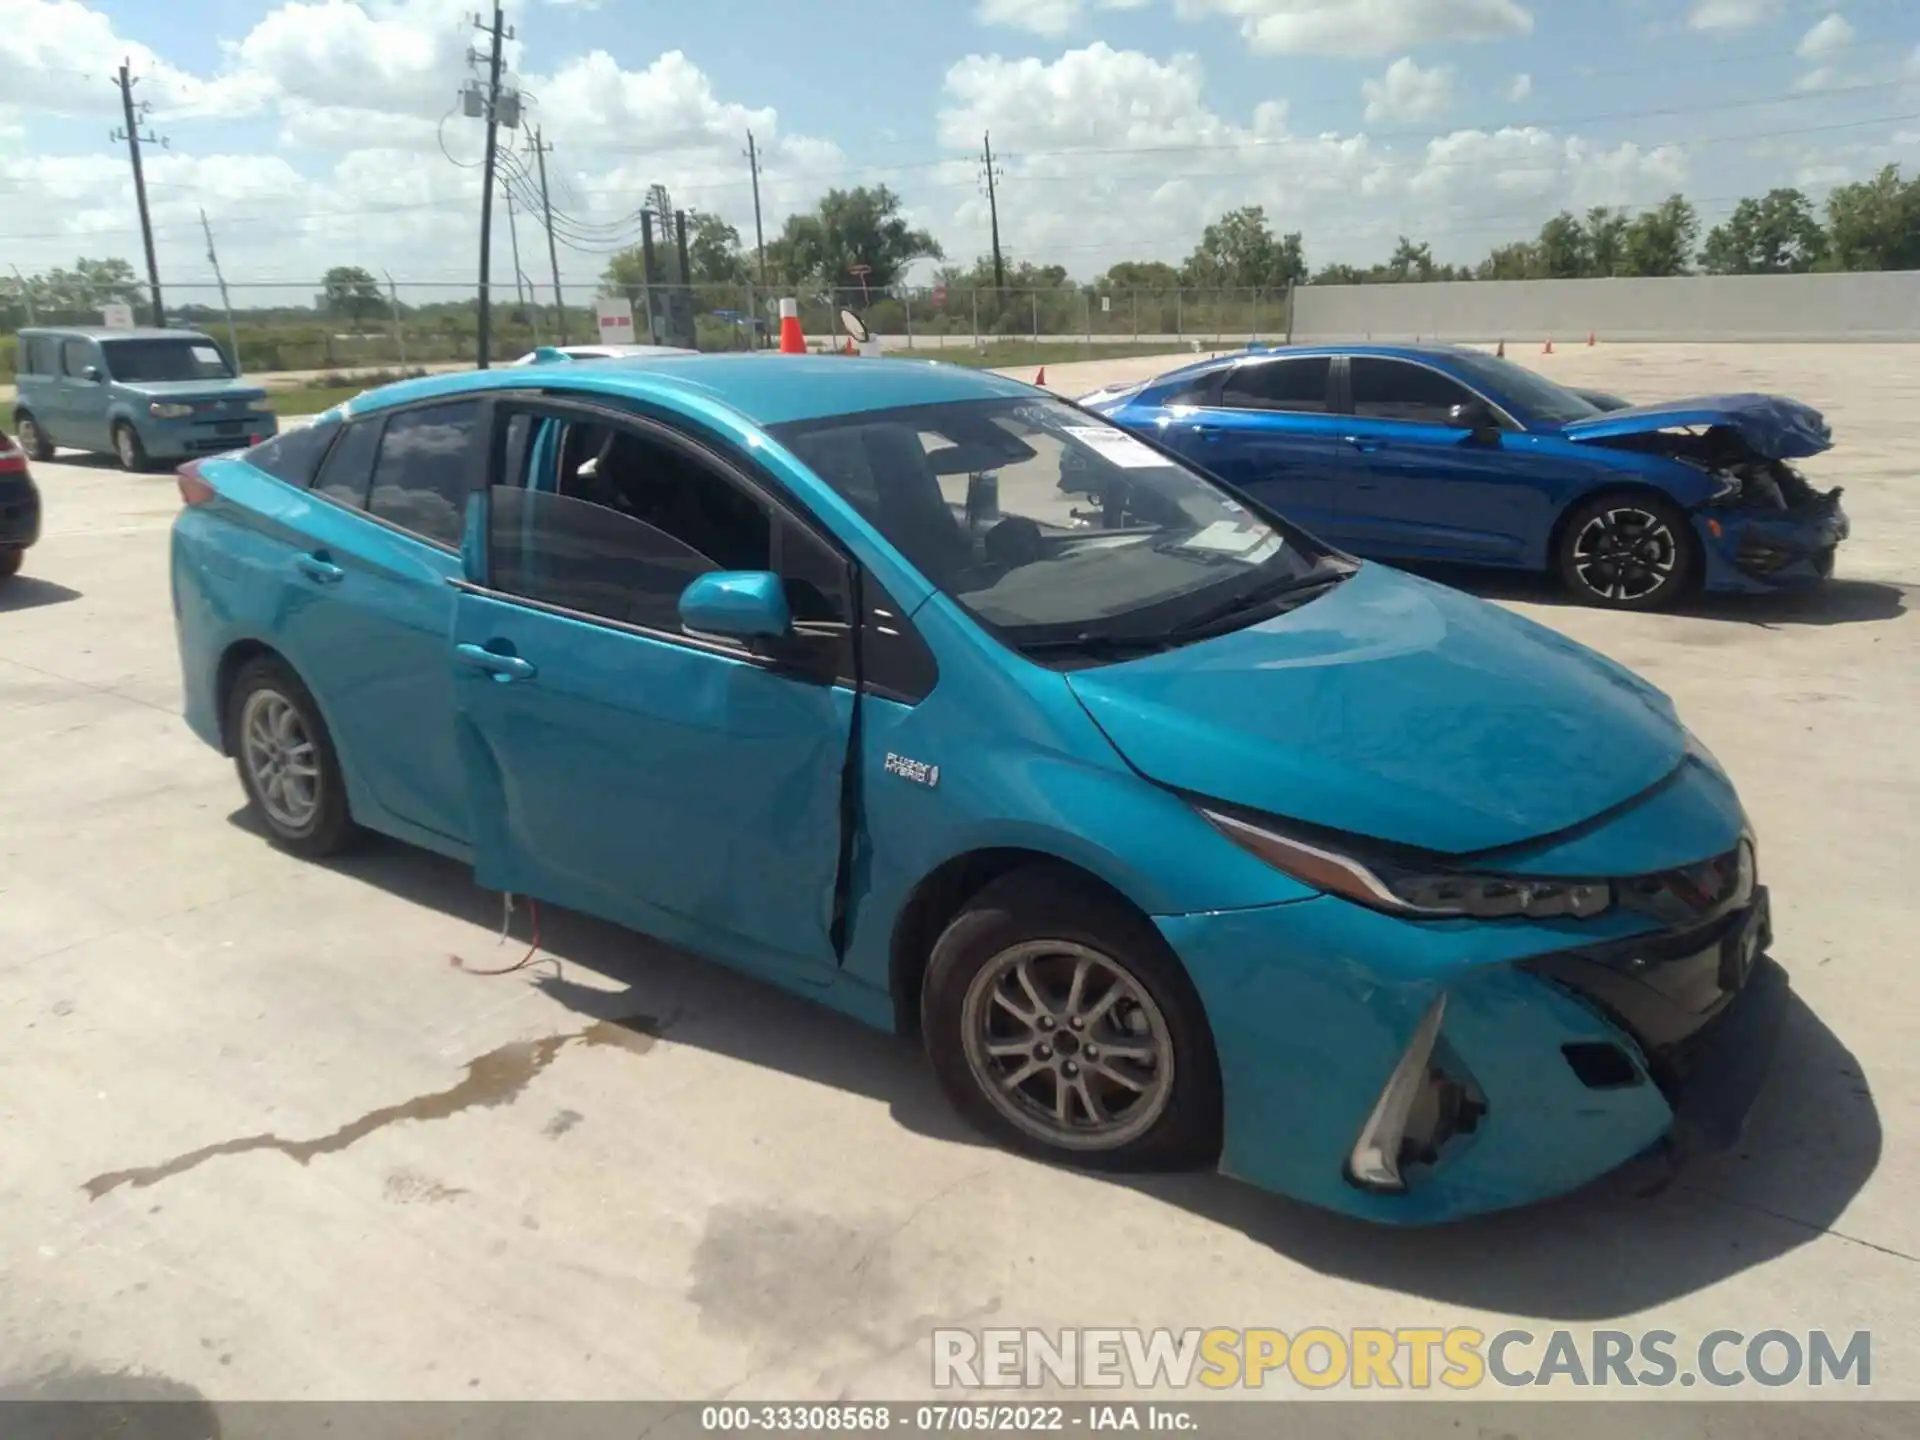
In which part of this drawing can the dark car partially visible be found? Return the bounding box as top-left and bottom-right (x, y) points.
(0, 431), (41, 580)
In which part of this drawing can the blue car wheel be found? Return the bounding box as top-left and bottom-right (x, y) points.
(226, 655), (358, 858)
(922, 867), (1223, 1172)
(1556, 491), (1697, 611)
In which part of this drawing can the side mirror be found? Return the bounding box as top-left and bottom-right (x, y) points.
(1448, 400), (1498, 437)
(679, 570), (791, 641)
(81, 365), (102, 382)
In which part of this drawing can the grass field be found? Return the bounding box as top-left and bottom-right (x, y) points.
(267, 384), (366, 417)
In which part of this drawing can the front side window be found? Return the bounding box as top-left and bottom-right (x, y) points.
(1348, 358), (1480, 425)
(488, 410), (849, 642)
(1219, 356), (1332, 413)
(769, 397), (1343, 655)
(1444, 351), (1600, 427)
(367, 401), (479, 547)
(100, 339), (234, 383)
(61, 340), (96, 378)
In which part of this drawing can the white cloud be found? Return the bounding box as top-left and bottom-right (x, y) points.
(1172, 0), (1532, 57)
(975, 0), (1085, 34)
(1506, 72), (1531, 101)
(1362, 57), (1452, 123)
(1796, 12), (1854, 58)
(1687, 0), (1777, 33)
(1792, 65), (1840, 92)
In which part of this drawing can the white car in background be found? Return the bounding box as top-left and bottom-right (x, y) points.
(509, 343), (698, 365)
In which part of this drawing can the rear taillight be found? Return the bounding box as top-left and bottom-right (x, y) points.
(177, 462), (215, 506)
(0, 437), (23, 475)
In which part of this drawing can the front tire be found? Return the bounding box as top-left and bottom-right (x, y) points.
(922, 867), (1222, 1172)
(0, 549), (21, 580)
(15, 414), (53, 462)
(112, 422), (151, 473)
(1556, 492), (1696, 611)
(226, 656), (357, 857)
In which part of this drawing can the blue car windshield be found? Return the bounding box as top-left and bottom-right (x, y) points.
(1443, 351), (1599, 427)
(769, 397), (1338, 645)
(102, 338), (234, 383)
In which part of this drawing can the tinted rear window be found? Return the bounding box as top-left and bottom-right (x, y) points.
(245, 420), (338, 487)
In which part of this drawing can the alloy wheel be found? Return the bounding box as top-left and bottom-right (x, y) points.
(240, 688), (322, 832)
(1571, 506), (1678, 602)
(960, 939), (1176, 1152)
(115, 426), (138, 469)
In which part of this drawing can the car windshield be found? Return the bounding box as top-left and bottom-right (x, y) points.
(1445, 350), (1600, 427)
(102, 338), (234, 383)
(769, 397), (1342, 654)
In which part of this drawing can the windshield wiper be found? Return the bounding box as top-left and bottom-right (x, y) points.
(1014, 631), (1175, 658)
(1170, 561), (1356, 637)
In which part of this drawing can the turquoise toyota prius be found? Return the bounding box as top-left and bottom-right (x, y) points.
(169, 354), (1787, 1223)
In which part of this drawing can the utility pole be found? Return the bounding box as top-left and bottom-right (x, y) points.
(528, 127), (567, 343)
(10, 265), (35, 325)
(981, 131), (1005, 291)
(382, 270), (409, 369)
(744, 129), (768, 286)
(463, 4), (514, 368)
(504, 181), (527, 309)
(199, 209), (241, 373)
(113, 62), (167, 328)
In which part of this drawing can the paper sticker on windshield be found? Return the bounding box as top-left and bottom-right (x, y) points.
(1063, 425), (1165, 469)
(191, 345), (223, 365)
(1181, 521), (1272, 556)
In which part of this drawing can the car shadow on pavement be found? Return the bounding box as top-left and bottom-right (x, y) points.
(0, 575), (82, 612)
(299, 826), (1884, 1322)
(1395, 562), (1909, 627)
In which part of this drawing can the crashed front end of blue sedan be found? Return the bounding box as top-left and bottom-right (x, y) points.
(1160, 753), (1785, 1224)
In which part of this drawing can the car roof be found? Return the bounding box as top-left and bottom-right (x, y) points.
(18, 326), (210, 341)
(1156, 340), (1490, 377)
(343, 353), (1041, 428)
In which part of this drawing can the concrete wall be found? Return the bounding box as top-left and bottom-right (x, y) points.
(1289, 270), (1920, 344)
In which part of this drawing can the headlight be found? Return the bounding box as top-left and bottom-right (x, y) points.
(247, 397), (274, 413)
(1198, 805), (1612, 920)
(149, 402), (194, 418)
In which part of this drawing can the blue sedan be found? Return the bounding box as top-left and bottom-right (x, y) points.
(1080, 344), (1849, 610)
(170, 354), (1785, 1223)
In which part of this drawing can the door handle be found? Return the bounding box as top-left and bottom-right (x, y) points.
(294, 553), (345, 584)
(1343, 436), (1387, 453)
(454, 642), (536, 682)
(1189, 424), (1221, 441)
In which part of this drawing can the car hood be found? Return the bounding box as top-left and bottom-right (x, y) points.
(1559, 392), (1832, 460)
(122, 378), (268, 402)
(1066, 565), (1685, 856)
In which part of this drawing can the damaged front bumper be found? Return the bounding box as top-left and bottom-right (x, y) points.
(1696, 486), (1849, 594)
(1158, 861), (1787, 1225)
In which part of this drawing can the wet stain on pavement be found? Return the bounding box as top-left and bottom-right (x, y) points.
(82, 1014), (664, 1200)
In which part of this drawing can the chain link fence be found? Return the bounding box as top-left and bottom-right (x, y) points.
(1, 279), (1299, 380)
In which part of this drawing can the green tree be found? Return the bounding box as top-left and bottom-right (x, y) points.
(321, 265), (387, 324)
(1477, 240), (1542, 280)
(1536, 212), (1587, 278)
(1583, 207), (1630, 276)
(1699, 188), (1826, 274)
(1385, 236), (1434, 282)
(601, 210), (749, 292)
(37, 257), (144, 315)
(1181, 206), (1306, 289)
(1823, 165), (1920, 271)
(770, 185), (942, 290)
(1618, 195), (1700, 276)
(1310, 262), (1365, 285)
(1096, 260), (1181, 289)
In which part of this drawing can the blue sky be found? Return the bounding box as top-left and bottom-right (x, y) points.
(2, 0), (1918, 305)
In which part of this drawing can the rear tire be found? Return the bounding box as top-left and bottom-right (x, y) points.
(921, 866), (1222, 1173)
(1556, 492), (1696, 611)
(225, 656), (358, 858)
(112, 422), (151, 473)
(15, 415), (53, 462)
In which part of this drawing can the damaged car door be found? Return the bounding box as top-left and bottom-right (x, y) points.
(449, 398), (858, 979)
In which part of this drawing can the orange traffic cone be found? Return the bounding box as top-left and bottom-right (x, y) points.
(1035, 366), (1047, 386)
(1543, 337), (1554, 354)
(843, 336), (856, 356)
(1587, 331), (1596, 347)
(778, 298), (805, 355)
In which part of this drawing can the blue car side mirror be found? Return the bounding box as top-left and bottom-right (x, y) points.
(679, 571), (792, 641)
